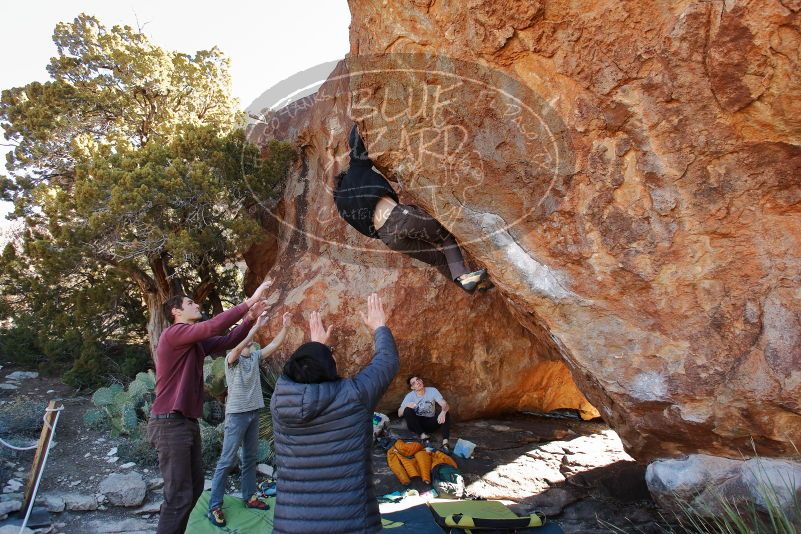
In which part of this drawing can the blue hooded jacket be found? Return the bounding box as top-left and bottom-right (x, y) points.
(270, 326), (399, 533)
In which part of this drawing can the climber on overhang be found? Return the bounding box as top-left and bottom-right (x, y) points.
(333, 124), (490, 293)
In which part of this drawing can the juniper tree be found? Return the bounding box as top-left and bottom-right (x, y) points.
(0, 14), (294, 367)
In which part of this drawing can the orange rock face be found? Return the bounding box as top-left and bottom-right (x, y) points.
(245, 63), (599, 423)
(339, 0), (801, 461)
(248, 0), (801, 461)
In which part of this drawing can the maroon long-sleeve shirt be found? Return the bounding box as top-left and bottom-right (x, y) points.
(151, 302), (252, 419)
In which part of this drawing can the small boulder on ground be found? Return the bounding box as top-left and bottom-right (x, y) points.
(0, 500), (21, 515)
(5, 371), (38, 380)
(84, 518), (157, 533)
(99, 472), (146, 507)
(63, 492), (98, 511)
(36, 493), (65, 512)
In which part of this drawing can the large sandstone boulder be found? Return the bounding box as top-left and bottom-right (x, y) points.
(646, 455), (801, 522)
(248, 0), (801, 464)
(342, 0), (801, 462)
(246, 62), (598, 421)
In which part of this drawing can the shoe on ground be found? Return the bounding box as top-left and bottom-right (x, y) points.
(246, 494), (269, 510)
(207, 507), (226, 527)
(456, 269), (488, 293)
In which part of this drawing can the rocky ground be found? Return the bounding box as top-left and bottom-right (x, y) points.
(0, 368), (675, 533)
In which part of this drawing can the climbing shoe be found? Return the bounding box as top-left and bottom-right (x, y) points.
(246, 494), (269, 510)
(477, 277), (495, 292)
(456, 269), (488, 293)
(207, 507), (226, 527)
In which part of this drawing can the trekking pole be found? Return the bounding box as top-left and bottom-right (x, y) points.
(18, 400), (64, 534)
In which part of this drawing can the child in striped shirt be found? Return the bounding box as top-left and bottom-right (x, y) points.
(207, 309), (292, 527)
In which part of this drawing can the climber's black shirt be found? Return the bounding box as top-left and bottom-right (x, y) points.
(333, 127), (399, 238)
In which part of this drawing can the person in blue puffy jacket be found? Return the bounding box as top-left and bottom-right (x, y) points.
(270, 293), (399, 534)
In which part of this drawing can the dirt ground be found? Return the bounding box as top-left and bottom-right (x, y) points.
(0, 367), (675, 533)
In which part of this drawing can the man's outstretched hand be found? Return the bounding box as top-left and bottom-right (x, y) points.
(246, 278), (273, 307)
(359, 293), (386, 332)
(309, 311), (333, 345)
(245, 299), (269, 322)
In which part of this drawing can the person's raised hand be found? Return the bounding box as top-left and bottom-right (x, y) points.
(248, 310), (269, 334)
(256, 310), (270, 329)
(245, 299), (269, 321)
(282, 311), (292, 328)
(246, 278), (273, 306)
(358, 293), (386, 332)
(309, 311), (333, 345)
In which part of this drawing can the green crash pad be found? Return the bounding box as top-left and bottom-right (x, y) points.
(429, 500), (564, 533)
(186, 491), (275, 534)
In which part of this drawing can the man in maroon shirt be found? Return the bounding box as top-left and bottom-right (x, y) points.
(147, 280), (270, 534)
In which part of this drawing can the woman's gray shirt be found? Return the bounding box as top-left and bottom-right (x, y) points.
(270, 326), (399, 534)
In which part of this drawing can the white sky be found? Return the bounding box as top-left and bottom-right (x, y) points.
(0, 0), (352, 226)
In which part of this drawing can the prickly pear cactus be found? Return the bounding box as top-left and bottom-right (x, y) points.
(83, 408), (109, 430)
(121, 403), (139, 434)
(135, 370), (156, 390)
(92, 383), (126, 406)
(204, 356), (227, 401)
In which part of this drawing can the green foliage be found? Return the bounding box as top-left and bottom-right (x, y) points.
(117, 422), (158, 467)
(668, 480), (801, 534)
(204, 356), (228, 400)
(91, 385), (119, 407)
(82, 408), (109, 430)
(0, 396), (44, 438)
(257, 440), (271, 464)
(199, 420), (224, 467)
(203, 399), (225, 426)
(0, 13), (296, 373)
(0, 317), (41, 367)
(134, 370), (156, 390)
(120, 402), (139, 434)
(127, 370), (156, 407)
(90, 373), (154, 437)
(258, 361), (282, 465)
(127, 379), (150, 407)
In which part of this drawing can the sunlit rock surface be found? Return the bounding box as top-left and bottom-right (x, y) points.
(247, 0), (801, 462)
(245, 63), (598, 421)
(340, 0), (801, 461)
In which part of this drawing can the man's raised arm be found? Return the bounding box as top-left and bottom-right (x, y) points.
(163, 280), (272, 348)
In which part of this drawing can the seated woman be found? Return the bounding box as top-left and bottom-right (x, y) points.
(397, 375), (451, 450)
(333, 125), (490, 293)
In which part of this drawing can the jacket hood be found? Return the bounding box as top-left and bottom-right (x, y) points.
(271, 377), (343, 424)
(283, 342), (338, 383)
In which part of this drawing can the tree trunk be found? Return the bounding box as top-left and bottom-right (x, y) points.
(140, 252), (184, 363)
(144, 290), (172, 362)
(207, 287), (224, 316)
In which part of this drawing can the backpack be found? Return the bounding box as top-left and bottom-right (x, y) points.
(432, 463), (466, 499)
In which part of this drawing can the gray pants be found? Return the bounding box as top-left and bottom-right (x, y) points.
(376, 204), (468, 281)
